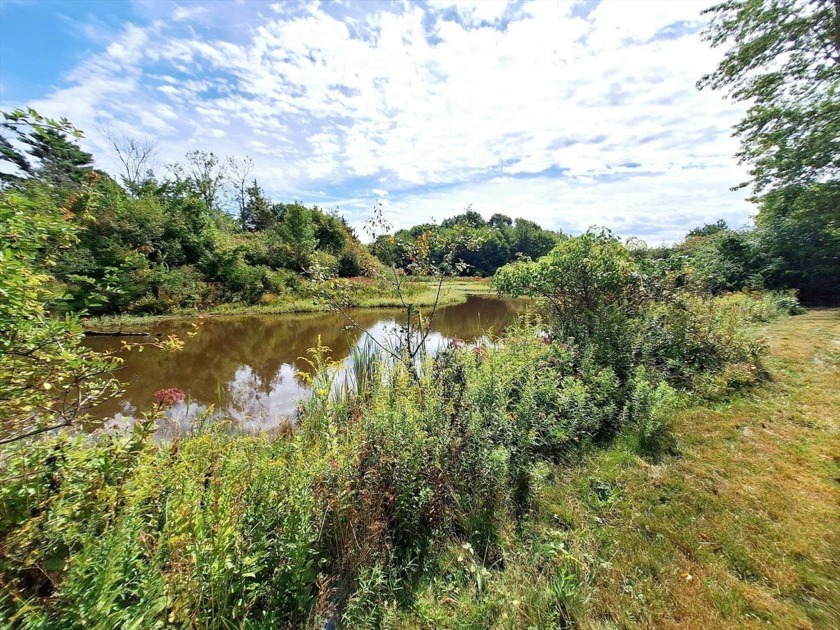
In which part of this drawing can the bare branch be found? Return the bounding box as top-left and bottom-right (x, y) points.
(99, 126), (159, 190)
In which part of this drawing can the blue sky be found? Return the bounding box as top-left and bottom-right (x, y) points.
(0, 0), (753, 243)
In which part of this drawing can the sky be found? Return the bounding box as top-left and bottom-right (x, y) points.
(0, 0), (754, 243)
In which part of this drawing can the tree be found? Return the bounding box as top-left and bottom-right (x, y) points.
(495, 229), (643, 378)
(1, 108), (93, 188)
(169, 149), (227, 213)
(242, 179), (276, 231)
(511, 218), (561, 260)
(755, 181), (840, 302)
(488, 213), (513, 229)
(312, 208), (350, 254)
(441, 208), (485, 229)
(227, 155), (254, 228)
(276, 203), (318, 270)
(447, 226), (510, 276)
(698, 0), (840, 193)
(0, 182), (121, 443)
(687, 219), (730, 238)
(101, 128), (158, 193)
(679, 223), (762, 293)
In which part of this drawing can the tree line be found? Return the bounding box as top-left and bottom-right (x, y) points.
(0, 109), (378, 315)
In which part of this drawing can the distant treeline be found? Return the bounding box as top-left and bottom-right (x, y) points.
(0, 109), (377, 316)
(373, 209), (564, 277)
(385, 190), (839, 304)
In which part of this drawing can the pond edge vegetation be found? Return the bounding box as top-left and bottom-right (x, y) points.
(2, 0), (840, 627)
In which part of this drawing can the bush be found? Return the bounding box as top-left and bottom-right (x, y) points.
(624, 367), (678, 458)
(636, 293), (766, 388)
(337, 247), (375, 278)
(310, 250), (339, 279)
(127, 265), (212, 313)
(263, 267), (301, 295)
(494, 230), (644, 380)
(716, 290), (804, 321)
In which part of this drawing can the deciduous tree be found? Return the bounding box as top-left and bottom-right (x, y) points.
(699, 0), (840, 192)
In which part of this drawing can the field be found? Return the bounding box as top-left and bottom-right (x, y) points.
(559, 308), (838, 628)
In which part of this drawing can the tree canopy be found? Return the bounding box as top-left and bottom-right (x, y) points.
(378, 210), (564, 277)
(699, 0), (840, 193)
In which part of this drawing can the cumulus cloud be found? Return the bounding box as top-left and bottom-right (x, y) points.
(8, 0), (752, 243)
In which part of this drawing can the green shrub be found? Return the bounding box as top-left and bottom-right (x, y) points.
(636, 293), (766, 388)
(494, 230), (644, 381)
(127, 264), (212, 313)
(263, 267), (301, 295)
(337, 247), (375, 278)
(715, 290), (804, 321)
(310, 250), (339, 278)
(624, 367), (678, 458)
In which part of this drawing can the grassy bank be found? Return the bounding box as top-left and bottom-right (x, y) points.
(87, 277), (494, 328)
(563, 308), (840, 628)
(2, 291), (816, 629)
(393, 309), (839, 629)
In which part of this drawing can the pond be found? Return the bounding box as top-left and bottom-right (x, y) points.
(84, 295), (529, 435)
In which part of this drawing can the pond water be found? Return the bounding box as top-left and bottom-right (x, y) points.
(84, 295), (528, 435)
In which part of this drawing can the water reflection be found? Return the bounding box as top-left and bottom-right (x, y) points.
(86, 296), (526, 434)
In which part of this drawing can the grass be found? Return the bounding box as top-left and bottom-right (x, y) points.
(531, 309), (840, 629)
(374, 309), (839, 629)
(87, 277), (494, 328)
(5, 297), (834, 628)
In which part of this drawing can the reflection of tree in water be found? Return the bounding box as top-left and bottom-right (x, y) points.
(86, 296), (527, 430)
(226, 364), (307, 430)
(431, 295), (527, 340)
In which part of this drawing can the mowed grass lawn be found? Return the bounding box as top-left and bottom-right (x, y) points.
(549, 308), (839, 629)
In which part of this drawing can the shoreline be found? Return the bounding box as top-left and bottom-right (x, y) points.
(85, 278), (496, 329)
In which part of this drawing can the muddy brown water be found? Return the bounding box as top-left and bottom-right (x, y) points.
(84, 295), (529, 434)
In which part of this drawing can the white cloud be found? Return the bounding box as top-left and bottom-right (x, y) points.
(10, 0), (752, 243)
(427, 0), (512, 25)
(172, 5), (208, 22)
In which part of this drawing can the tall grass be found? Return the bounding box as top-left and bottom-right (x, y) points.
(0, 291), (796, 628)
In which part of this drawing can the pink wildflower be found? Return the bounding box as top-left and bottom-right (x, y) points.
(154, 388), (185, 406)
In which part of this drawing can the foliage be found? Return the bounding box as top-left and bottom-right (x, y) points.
(0, 285), (792, 627)
(644, 293), (747, 384)
(634, 198), (838, 305)
(169, 149), (227, 213)
(0, 110), (379, 316)
(694, 1), (840, 307)
(676, 221), (763, 293)
(625, 367), (678, 458)
(0, 183), (122, 444)
(276, 203), (318, 271)
(240, 178), (276, 232)
(0, 108), (93, 188)
(0, 94), (826, 628)
(754, 181), (840, 302)
(495, 229), (645, 380)
(699, 0), (840, 193)
(377, 210), (563, 278)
